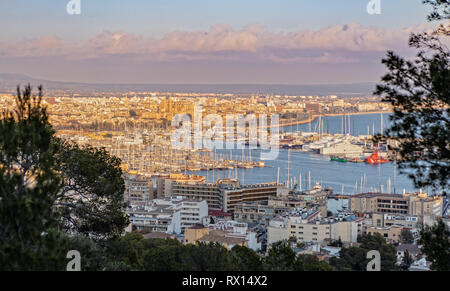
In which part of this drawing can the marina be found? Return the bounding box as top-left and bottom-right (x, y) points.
(186, 113), (419, 196)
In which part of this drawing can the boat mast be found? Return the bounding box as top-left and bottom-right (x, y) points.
(308, 170), (311, 191)
(299, 174), (302, 192)
(287, 150), (291, 188)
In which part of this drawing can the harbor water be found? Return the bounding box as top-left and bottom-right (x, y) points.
(187, 113), (421, 196)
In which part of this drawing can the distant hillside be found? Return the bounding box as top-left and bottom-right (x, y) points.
(0, 73), (376, 96)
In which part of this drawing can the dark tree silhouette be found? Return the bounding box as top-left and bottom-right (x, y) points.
(374, 1), (449, 195)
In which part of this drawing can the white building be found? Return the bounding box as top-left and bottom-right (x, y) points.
(127, 196), (208, 235)
(320, 141), (364, 156)
(210, 220), (262, 251)
(267, 208), (363, 246)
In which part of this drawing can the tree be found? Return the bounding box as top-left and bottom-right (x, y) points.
(104, 232), (147, 270)
(399, 229), (415, 244)
(0, 85), (69, 270)
(230, 245), (264, 271)
(418, 219), (450, 271)
(423, 0), (450, 21)
(0, 85), (131, 269)
(54, 140), (129, 240)
(296, 254), (332, 271)
(329, 246), (368, 271)
(182, 242), (235, 271)
(264, 241), (298, 271)
(66, 234), (107, 271)
(359, 234), (399, 271)
(330, 234), (399, 271)
(374, 0), (449, 195)
(143, 238), (190, 271)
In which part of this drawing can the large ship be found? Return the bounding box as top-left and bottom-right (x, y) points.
(365, 151), (390, 164)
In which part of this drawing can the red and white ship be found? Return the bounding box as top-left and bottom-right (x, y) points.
(365, 150), (390, 164)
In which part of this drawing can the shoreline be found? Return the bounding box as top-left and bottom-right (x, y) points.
(277, 110), (392, 128)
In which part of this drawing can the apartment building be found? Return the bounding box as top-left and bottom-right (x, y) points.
(124, 175), (154, 203)
(127, 196), (208, 234)
(184, 221), (261, 251)
(365, 225), (404, 243)
(405, 192), (443, 217)
(234, 201), (279, 227)
(156, 173), (206, 198)
(220, 182), (281, 212)
(365, 213), (420, 229)
(159, 177), (283, 213)
(267, 208), (363, 246)
(234, 191), (328, 227)
(171, 181), (224, 209)
(349, 192), (443, 217)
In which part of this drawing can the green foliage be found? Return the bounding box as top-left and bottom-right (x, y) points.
(374, 1), (449, 194)
(54, 140), (129, 240)
(143, 238), (191, 271)
(183, 242), (235, 271)
(0, 85), (129, 270)
(0, 85), (67, 270)
(418, 219), (450, 271)
(399, 229), (415, 244)
(329, 246), (368, 271)
(104, 232), (147, 270)
(423, 0), (450, 21)
(264, 241), (299, 271)
(296, 254), (332, 271)
(263, 241), (332, 271)
(66, 235), (107, 271)
(330, 234), (399, 271)
(230, 245), (264, 271)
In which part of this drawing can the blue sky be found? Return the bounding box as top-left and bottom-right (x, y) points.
(0, 0), (437, 84)
(1, 0), (430, 41)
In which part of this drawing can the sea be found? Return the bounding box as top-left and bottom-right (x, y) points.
(183, 113), (423, 213)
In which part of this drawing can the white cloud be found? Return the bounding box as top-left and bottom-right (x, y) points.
(0, 23), (434, 64)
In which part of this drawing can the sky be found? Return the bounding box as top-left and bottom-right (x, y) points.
(0, 0), (438, 84)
